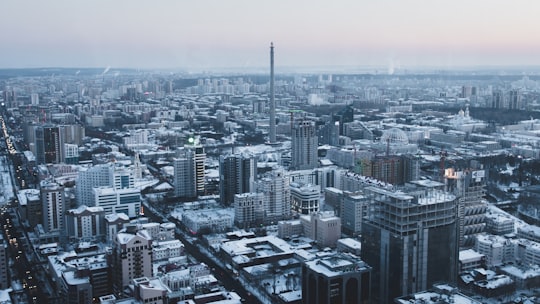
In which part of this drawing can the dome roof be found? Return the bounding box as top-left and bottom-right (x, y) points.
(380, 128), (409, 145)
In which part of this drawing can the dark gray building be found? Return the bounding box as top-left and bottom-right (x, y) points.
(302, 253), (371, 304)
(219, 153), (257, 206)
(361, 184), (459, 304)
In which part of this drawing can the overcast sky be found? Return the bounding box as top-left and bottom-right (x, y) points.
(1, 0), (539, 70)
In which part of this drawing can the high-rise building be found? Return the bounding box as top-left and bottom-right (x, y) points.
(445, 168), (487, 247)
(234, 192), (265, 228)
(40, 179), (67, 233)
(65, 205), (106, 241)
(76, 164), (115, 206)
(302, 253), (371, 304)
(334, 106), (354, 135)
(173, 152), (196, 199)
(111, 225), (153, 297)
(318, 121), (340, 146)
(17, 188), (42, 228)
(508, 89), (521, 110)
(219, 153), (257, 206)
(31, 93), (39, 105)
(291, 119), (318, 170)
(191, 145), (206, 196)
(256, 169), (291, 222)
(341, 192), (368, 236)
(0, 234), (8, 290)
(173, 143), (206, 198)
(361, 185), (458, 304)
(64, 143), (79, 164)
(35, 125), (64, 164)
(492, 90), (503, 109)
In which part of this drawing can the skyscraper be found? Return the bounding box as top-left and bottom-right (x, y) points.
(35, 125), (64, 164)
(219, 153), (257, 206)
(361, 184), (458, 303)
(291, 119), (318, 170)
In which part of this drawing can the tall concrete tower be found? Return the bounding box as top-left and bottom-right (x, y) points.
(269, 42), (276, 143)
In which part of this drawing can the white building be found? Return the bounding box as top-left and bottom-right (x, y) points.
(256, 169), (291, 222)
(65, 205), (106, 240)
(152, 240), (185, 262)
(475, 234), (511, 267)
(93, 186), (141, 218)
(459, 249), (485, 271)
(132, 277), (167, 304)
(291, 183), (320, 215)
(182, 209), (234, 235)
(123, 129), (150, 150)
(301, 211), (341, 248)
(76, 164), (115, 206)
(64, 143), (79, 164)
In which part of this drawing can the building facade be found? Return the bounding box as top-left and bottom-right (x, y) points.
(234, 192), (264, 228)
(40, 180), (67, 233)
(291, 183), (320, 215)
(291, 119), (318, 170)
(256, 169), (291, 222)
(361, 185), (459, 304)
(219, 153), (257, 206)
(65, 205), (106, 241)
(111, 226), (153, 297)
(302, 253), (371, 304)
(301, 211), (341, 248)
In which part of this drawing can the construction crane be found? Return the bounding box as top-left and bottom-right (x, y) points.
(288, 109), (304, 130)
(440, 150), (448, 181)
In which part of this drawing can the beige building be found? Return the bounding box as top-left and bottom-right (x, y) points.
(111, 226), (153, 297)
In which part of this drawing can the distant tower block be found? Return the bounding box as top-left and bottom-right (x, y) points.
(269, 42), (276, 143)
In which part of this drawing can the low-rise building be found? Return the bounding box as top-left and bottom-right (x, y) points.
(182, 208), (234, 235)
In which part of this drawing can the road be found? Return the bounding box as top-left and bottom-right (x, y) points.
(143, 202), (262, 304)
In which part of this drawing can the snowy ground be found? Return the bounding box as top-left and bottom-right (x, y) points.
(0, 155), (14, 205)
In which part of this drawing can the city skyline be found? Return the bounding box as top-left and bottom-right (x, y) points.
(2, 0), (540, 71)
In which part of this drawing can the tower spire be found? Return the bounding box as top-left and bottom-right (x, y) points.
(269, 42), (276, 143)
